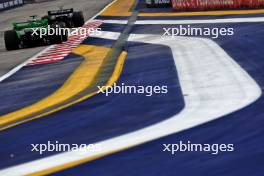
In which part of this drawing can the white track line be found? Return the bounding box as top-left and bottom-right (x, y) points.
(0, 0), (118, 83)
(102, 16), (264, 25)
(90, 31), (121, 40)
(0, 34), (261, 175)
(102, 20), (128, 24)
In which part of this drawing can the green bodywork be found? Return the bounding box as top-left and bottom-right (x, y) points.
(11, 17), (49, 38)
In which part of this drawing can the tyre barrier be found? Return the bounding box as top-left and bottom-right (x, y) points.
(172, 0), (264, 11)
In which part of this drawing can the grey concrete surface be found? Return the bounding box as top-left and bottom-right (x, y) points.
(0, 0), (112, 77)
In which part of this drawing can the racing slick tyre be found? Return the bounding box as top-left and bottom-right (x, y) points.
(62, 32), (68, 42)
(49, 24), (63, 44)
(4, 30), (20, 51)
(72, 11), (84, 27)
(58, 22), (68, 42)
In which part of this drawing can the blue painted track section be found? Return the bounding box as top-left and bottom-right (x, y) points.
(131, 22), (263, 38)
(0, 40), (184, 169)
(81, 37), (115, 48)
(0, 54), (83, 116)
(100, 23), (126, 33)
(1, 1), (264, 174)
(96, 16), (130, 20)
(50, 22), (264, 176)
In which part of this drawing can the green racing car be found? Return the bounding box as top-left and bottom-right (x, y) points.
(4, 16), (67, 51)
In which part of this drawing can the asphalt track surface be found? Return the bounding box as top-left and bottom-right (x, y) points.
(0, 0), (264, 175)
(0, 0), (112, 77)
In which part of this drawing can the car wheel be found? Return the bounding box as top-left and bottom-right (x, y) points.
(4, 30), (20, 51)
(72, 11), (85, 27)
(49, 24), (63, 44)
(58, 22), (68, 42)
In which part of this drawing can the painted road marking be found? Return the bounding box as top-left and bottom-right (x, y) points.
(0, 34), (260, 175)
(101, 16), (264, 25)
(100, 0), (134, 16)
(0, 0), (118, 82)
(2, 0), (263, 174)
(27, 21), (103, 66)
(0, 50), (127, 176)
(90, 31), (121, 40)
(0, 45), (110, 130)
(0, 0), (123, 128)
(0, 0), (125, 129)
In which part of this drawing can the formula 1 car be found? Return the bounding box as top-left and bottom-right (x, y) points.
(41, 8), (85, 28)
(145, 0), (172, 7)
(4, 16), (67, 51)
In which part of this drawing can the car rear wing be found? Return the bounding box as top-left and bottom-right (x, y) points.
(48, 8), (74, 16)
(13, 22), (30, 30)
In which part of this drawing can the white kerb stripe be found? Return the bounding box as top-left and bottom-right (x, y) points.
(0, 34), (261, 175)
